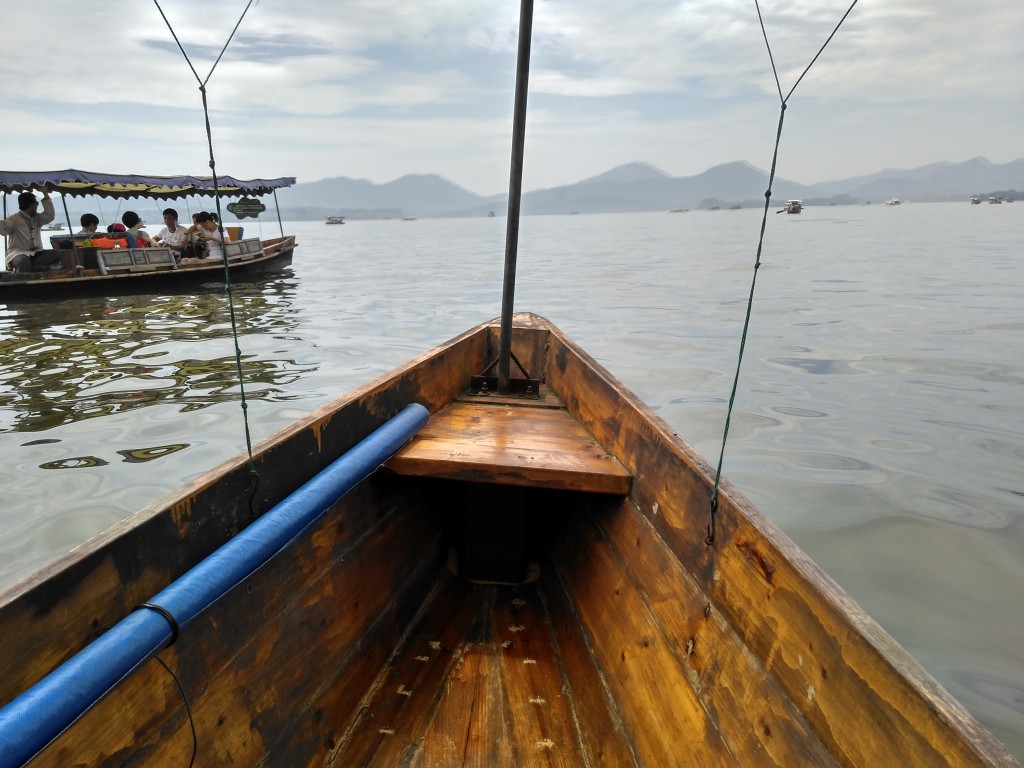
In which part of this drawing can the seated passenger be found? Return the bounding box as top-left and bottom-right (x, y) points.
(154, 207), (188, 258)
(121, 211), (154, 247)
(104, 222), (129, 246)
(77, 213), (100, 235)
(179, 212), (231, 263)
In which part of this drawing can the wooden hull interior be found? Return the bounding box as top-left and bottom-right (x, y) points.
(0, 314), (1016, 767)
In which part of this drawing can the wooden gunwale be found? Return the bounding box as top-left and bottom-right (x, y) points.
(541, 318), (1019, 768)
(0, 316), (489, 704)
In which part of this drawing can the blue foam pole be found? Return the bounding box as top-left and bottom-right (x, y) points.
(0, 403), (428, 768)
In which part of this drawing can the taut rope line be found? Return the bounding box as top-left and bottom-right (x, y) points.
(153, 0), (261, 496)
(706, 0), (859, 545)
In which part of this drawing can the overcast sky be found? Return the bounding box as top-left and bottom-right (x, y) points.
(1, 1), (1020, 195)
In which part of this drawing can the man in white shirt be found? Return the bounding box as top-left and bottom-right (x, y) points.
(0, 188), (56, 271)
(154, 208), (189, 258)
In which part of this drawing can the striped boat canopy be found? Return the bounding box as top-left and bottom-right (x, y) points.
(0, 170), (295, 200)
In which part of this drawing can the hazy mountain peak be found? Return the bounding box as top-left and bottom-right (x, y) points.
(703, 160), (767, 175)
(278, 156), (1023, 220)
(579, 162), (671, 185)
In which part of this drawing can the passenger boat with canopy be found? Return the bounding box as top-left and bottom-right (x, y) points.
(0, 1), (1018, 766)
(0, 170), (297, 300)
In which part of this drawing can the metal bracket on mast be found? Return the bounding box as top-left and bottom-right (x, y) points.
(470, 353), (541, 398)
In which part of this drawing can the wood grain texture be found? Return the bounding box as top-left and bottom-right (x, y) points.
(539, 561), (639, 767)
(489, 585), (582, 767)
(332, 577), (588, 767)
(30, 478), (443, 768)
(592, 498), (840, 767)
(386, 401), (631, 495)
(551, 514), (738, 768)
(0, 318), (490, 710)
(541, 318), (1020, 768)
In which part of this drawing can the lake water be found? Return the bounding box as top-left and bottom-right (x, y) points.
(2, 203), (1022, 758)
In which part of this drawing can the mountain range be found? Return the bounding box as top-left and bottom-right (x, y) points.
(273, 156), (1022, 220)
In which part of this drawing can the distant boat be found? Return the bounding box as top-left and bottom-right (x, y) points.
(41, 223), (65, 231)
(883, 197), (902, 206)
(668, 208), (688, 213)
(970, 197), (982, 205)
(728, 205), (741, 210)
(988, 197), (1002, 205)
(781, 200), (802, 214)
(325, 216), (346, 225)
(0, 170), (296, 301)
(487, 211), (496, 217)
(402, 217), (416, 221)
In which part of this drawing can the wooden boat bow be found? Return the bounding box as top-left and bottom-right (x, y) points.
(0, 313), (1017, 767)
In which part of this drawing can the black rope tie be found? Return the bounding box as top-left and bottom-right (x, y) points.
(87, 617), (197, 768)
(706, 0), (858, 545)
(132, 602), (181, 646)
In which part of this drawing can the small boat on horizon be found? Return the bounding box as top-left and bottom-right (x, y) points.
(782, 199), (803, 214)
(883, 197), (902, 206)
(325, 215), (346, 224)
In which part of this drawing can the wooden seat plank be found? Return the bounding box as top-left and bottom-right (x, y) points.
(386, 401), (631, 495)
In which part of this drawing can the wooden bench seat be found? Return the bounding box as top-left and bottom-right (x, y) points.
(224, 237), (264, 260)
(96, 247), (176, 274)
(386, 398), (631, 494)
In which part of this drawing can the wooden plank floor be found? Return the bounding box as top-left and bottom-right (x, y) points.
(329, 571), (591, 767)
(385, 399), (631, 494)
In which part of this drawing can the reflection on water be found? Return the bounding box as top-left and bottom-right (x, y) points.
(1, 207), (1022, 759)
(0, 281), (315, 434)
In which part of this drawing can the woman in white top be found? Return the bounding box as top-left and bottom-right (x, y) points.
(179, 212), (231, 263)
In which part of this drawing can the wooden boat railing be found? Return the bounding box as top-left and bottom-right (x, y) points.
(0, 405), (428, 767)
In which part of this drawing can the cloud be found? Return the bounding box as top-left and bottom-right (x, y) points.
(0, 0), (1020, 191)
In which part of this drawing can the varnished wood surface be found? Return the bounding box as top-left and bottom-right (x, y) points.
(386, 400), (632, 495)
(331, 570), (602, 767)
(542, 319), (1020, 768)
(29, 478), (445, 768)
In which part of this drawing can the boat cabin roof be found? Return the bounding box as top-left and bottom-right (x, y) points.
(0, 170), (295, 200)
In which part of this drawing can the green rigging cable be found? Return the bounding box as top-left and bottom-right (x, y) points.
(153, 0), (263, 509)
(706, 0), (859, 545)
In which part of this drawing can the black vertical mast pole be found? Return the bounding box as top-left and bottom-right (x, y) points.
(498, 0), (534, 392)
